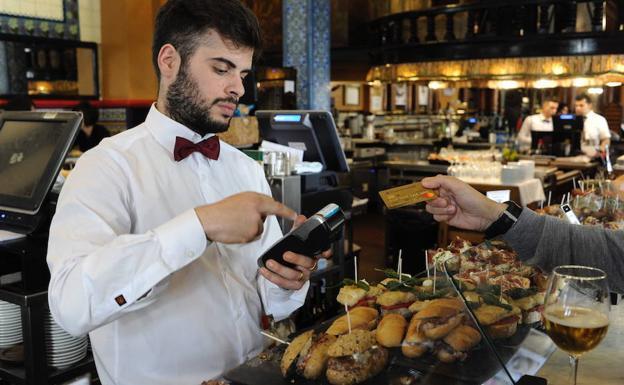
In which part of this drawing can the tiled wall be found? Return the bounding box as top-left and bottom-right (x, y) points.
(78, 0), (101, 43)
(0, 0), (101, 42)
(1, 0), (64, 21)
(0, 0), (79, 39)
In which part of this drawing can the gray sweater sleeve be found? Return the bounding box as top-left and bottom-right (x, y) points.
(501, 209), (624, 294)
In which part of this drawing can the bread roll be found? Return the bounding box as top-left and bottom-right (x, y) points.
(299, 334), (337, 380)
(473, 305), (509, 325)
(487, 319), (518, 339)
(443, 325), (481, 351)
(376, 291), (416, 307)
(376, 314), (407, 348)
(326, 307), (378, 336)
(435, 325), (482, 363)
(401, 317), (432, 358)
(413, 302), (461, 321)
(422, 314), (464, 340)
(326, 346), (389, 385)
(408, 300), (430, 314)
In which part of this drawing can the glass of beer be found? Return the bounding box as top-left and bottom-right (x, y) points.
(543, 265), (610, 385)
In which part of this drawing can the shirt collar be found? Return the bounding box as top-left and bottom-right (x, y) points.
(145, 103), (217, 156)
(538, 113), (551, 122)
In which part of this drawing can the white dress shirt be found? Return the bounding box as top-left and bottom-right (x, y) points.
(581, 110), (611, 156)
(517, 113), (553, 151)
(47, 105), (309, 385)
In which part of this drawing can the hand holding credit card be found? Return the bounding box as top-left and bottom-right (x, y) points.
(379, 182), (439, 209)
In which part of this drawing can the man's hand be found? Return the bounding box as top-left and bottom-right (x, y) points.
(422, 175), (506, 232)
(259, 215), (332, 290)
(194, 192), (297, 244)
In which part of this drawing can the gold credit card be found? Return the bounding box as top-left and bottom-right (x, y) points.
(379, 182), (438, 209)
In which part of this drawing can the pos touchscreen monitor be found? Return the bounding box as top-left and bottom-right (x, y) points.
(0, 111), (82, 233)
(256, 110), (349, 173)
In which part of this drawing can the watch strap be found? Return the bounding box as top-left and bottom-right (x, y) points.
(484, 201), (523, 239)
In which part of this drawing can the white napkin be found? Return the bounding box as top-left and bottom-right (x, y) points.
(258, 277), (310, 322)
(294, 162), (324, 174)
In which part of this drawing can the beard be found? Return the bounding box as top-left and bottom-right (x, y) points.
(165, 65), (237, 136)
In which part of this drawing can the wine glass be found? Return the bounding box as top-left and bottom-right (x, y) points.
(543, 265), (610, 385)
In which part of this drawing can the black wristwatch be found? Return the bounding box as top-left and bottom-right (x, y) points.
(484, 201), (523, 239)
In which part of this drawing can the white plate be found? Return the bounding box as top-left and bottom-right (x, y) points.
(46, 333), (84, 340)
(45, 328), (72, 335)
(48, 347), (87, 360)
(46, 340), (87, 351)
(47, 339), (87, 349)
(0, 324), (22, 331)
(0, 328), (22, 339)
(46, 338), (87, 348)
(0, 330), (22, 337)
(48, 348), (87, 360)
(0, 338), (23, 349)
(0, 337), (22, 343)
(49, 350), (87, 363)
(45, 335), (84, 344)
(0, 315), (21, 322)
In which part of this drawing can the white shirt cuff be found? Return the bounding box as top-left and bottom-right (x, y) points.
(153, 208), (208, 272)
(258, 276), (310, 322)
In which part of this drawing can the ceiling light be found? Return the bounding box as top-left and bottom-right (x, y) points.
(534, 79), (558, 89)
(572, 78), (590, 87)
(428, 81), (448, 90)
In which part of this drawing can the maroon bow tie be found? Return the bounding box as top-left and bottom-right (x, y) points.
(173, 136), (220, 161)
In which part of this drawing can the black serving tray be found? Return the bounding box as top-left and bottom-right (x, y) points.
(224, 315), (532, 385)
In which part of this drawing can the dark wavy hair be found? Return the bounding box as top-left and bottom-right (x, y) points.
(152, 0), (262, 81)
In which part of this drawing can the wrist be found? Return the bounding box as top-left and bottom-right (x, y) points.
(485, 202), (507, 228)
(194, 206), (215, 241)
(484, 201), (522, 239)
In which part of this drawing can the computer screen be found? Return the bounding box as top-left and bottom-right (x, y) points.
(0, 111), (81, 215)
(256, 110), (349, 173)
(0, 120), (66, 198)
(531, 130), (582, 156)
(554, 114), (583, 131)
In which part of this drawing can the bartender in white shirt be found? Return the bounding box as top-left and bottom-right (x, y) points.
(517, 99), (558, 152)
(46, 1), (328, 384)
(575, 93), (611, 157)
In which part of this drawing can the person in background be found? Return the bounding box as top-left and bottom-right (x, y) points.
(2, 95), (34, 111)
(422, 175), (624, 293)
(556, 102), (569, 115)
(73, 101), (110, 152)
(575, 93), (610, 157)
(47, 1), (325, 384)
(517, 98), (558, 152)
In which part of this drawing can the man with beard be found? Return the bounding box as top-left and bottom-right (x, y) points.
(46, 1), (324, 384)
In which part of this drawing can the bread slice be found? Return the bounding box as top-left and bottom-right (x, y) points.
(326, 307), (378, 336)
(327, 329), (376, 357)
(299, 334), (337, 380)
(280, 330), (313, 377)
(336, 285), (367, 307)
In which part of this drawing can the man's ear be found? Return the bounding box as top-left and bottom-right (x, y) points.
(157, 44), (180, 83)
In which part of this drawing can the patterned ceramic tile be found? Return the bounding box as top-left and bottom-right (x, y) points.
(0, 0), (80, 40)
(283, 0), (330, 111)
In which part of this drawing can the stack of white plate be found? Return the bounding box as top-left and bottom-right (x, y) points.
(45, 312), (88, 368)
(0, 300), (22, 348)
